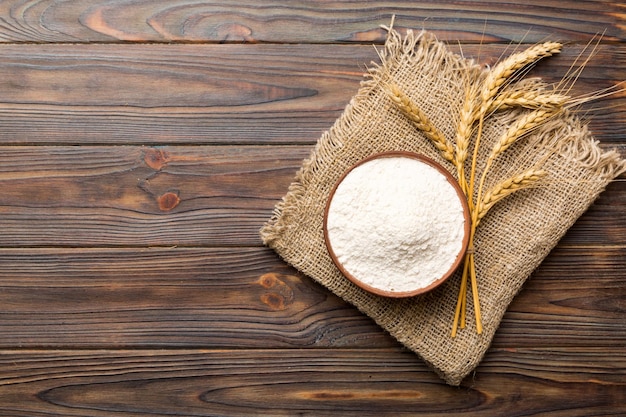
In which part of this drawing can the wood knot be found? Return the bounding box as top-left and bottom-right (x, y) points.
(257, 273), (295, 311)
(144, 148), (170, 171)
(214, 22), (254, 42)
(158, 191), (180, 211)
(258, 272), (280, 289)
(260, 293), (286, 311)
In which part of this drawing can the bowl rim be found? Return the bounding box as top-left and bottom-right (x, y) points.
(323, 151), (471, 298)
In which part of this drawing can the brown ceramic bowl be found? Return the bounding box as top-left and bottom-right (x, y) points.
(323, 151), (471, 298)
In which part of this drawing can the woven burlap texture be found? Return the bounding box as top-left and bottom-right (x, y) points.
(260, 29), (626, 385)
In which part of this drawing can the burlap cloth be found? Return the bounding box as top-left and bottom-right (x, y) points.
(260, 29), (626, 385)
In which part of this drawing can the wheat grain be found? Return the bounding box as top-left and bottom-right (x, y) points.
(476, 169), (546, 224)
(386, 84), (456, 163)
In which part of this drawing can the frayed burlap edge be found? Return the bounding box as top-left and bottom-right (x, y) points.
(260, 29), (626, 385)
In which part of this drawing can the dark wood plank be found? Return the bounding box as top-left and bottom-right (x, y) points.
(0, 44), (622, 145)
(493, 245), (626, 347)
(0, 348), (623, 416)
(0, 145), (308, 246)
(0, 0), (623, 44)
(0, 247), (395, 348)
(558, 178), (626, 245)
(0, 2), (622, 415)
(0, 246), (623, 349)
(0, 44), (367, 146)
(0, 146), (623, 247)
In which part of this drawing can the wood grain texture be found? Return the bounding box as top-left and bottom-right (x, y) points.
(493, 245), (626, 347)
(0, 145), (307, 246)
(0, 245), (623, 349)
(0, 44), (622, 145)
(0, 2), (624, 414)
(559, 180), (626, 245)
(0, 0), (623, 44)
(0, 247), (394, 348)
(0, 146), (623, 247)
(0, 348), (623, 416)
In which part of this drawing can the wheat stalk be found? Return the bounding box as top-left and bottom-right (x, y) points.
(386, 84), (456, 163)
(476, 169), (546, 225)
(457, 106), (556, 336)
(452, 168), (545, 336)
(453, 42), (562, 337)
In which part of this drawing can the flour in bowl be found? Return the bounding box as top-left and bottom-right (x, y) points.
(325, 154), (467, 294)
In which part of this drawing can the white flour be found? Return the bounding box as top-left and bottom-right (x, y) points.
(326, 155), (466, 294)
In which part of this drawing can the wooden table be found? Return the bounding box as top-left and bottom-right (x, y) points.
(0, 2), (624, 415)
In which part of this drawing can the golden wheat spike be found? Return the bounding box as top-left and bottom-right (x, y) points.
(480, 42), (563, 111)
(490, 108), (558, 158)
(454, 82), (479, 196)
(476, 169), (546, 224)
(386, 84), (456, 163)
(488, 90), (569, 113)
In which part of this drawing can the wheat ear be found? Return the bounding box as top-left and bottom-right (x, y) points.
(488, 90), (569, 113)
(386, 84), (456, 163)
(478, 42), (563, 117)
(476, 169), (546, 225)
(490, 107), (559, 157)
(454, 82), (478, 197)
